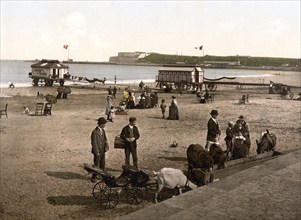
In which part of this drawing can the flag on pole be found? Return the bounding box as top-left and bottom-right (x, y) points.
(63, 45), (68, 49)
(194, 45), (203, 50)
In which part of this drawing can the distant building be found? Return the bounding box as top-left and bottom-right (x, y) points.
(109, 52), (150, 63)
(204, 61), (241, 68)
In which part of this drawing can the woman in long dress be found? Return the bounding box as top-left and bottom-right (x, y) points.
(167, 101), (179, 120)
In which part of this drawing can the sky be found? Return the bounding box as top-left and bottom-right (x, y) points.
(1, 1), (300, 61)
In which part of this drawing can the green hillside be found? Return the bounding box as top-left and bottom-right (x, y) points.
(136, 53), (300, 68)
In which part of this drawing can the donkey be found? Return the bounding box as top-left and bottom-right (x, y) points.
(256, 129), (277, 154)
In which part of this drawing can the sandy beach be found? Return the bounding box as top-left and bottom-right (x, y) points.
(0, 73), (300, 219)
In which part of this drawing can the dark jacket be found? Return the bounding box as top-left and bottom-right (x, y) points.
(207, 118), (221, 142)
(224, 127), (234, 141)
(120, 125), (140, 148)
(91, 127), (109, 154)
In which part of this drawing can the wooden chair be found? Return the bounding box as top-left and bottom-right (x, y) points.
(238, 94), (249, 104)
(44, 103), (52, 115)
(0, 104), (8, 118)
(35, 103), (44, 116)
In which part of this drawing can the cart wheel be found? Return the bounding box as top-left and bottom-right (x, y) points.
(33, 79), (39, 86)
(205, 83), (217, 91)
(92, 180), (107, 199)
(99, 188), (119, 209)
(126, 187), (144, 205)
(186, 84), (192, 91)
(59, 80), (64, 86)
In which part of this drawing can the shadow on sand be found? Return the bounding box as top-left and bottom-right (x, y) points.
(44, 171), (88, 180)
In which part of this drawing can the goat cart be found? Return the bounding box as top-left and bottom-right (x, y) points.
(192, 151), (281, 186)
(83, 163), (158, 209)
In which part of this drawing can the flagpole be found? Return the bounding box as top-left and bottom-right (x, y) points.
(194, 45), (204, 67)
(68, 47), (70, 67)
(203, 46), (205, 67)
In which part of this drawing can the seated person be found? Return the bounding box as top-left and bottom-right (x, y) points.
(138, 94), (146, 109)
(116, 102), (127, 114)
(199, 90), (210, 103)
(239, 94), (249, 104)
(203, 89), (210, 100)
(23, 106), (30, 114)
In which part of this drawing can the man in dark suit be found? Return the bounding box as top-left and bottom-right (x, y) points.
(206, 110), (221, 149)
(120, 117), (140, 168)
(90, 117), (109, 182)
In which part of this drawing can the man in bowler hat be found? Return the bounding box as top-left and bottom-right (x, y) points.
(90, 117), (109, 182)
(120, 117), (140, 168)
(206, 110), (221, 149)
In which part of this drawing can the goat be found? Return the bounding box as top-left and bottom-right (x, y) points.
(153, 167), (197, 203)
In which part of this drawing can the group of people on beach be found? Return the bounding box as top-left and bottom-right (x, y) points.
(206, 109), (250, 158)
(121, 87), (159, 109)
(90, 83), (252, 182)
(159, 95), (179, 120)
(90, 86), (181, 182)
(104, 87), (163, 123)
(90, 116), (140, 182)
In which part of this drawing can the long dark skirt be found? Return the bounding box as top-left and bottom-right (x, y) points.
(167, 105), (179, 120)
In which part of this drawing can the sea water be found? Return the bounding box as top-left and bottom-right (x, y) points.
(0, 59), (292, 88)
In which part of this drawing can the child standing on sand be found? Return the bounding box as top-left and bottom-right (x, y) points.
(160, 99), (167, 118)
(224, 121), (235, 159)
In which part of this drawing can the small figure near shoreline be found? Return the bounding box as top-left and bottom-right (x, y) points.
(8, 82), (15, 88)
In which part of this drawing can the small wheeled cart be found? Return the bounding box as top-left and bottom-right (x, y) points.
(83, 164), (158, 209)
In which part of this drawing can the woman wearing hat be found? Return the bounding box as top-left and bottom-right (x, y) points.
(234, 115), (250, 146)
(206, 110), (221, 148)
(90, 117), (109, 182)
(171, 96), (177, 106)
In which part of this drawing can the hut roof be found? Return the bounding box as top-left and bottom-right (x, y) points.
(159, 66), (202, 72)
(31, 59), (69, 69)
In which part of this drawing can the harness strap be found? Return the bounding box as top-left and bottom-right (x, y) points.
(185, 177), (189, 187)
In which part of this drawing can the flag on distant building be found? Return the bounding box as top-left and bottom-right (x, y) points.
(63, 45), (68, 49)
(194, 45), (203, 50)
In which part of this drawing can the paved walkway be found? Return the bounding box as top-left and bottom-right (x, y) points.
(115, 149), (301, 220)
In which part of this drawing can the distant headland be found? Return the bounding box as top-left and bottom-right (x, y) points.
(71, 52), (301, 71)
(35, 51), (301, 71)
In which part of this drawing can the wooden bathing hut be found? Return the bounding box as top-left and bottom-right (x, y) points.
(29, 59), (70, 86)
(156, 65), (204, 92)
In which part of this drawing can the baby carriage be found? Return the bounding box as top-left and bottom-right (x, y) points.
(121, 165), (158, 201)
(83, 164), (158, 209)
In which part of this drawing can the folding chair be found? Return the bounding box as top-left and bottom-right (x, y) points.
(44, 103), (52, 115)
(0, 104), (8, 118)
(35, 103), (44, 116)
